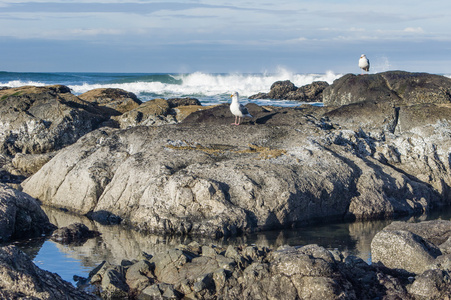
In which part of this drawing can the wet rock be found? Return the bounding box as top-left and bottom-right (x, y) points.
(50, 222), (100, 245)
(0, 245), (96, 299)
(0, 183), (55, 242)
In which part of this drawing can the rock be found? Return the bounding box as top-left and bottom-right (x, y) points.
(79, 88), (142, 114)
(267, 80), (297, 99)
(112, 98), (177, 128)
(0, 85), (109, 155)
(322, 71), (451, 106)
(167, 97), (202, 108)
(408, 269), (451, 299)
(0, 154), (27, 185)
(288, 80), (329, 102)
(50, 222), (100, 245)
(12, 151), (58, 176)
(21, 109), (447, 237)
(0, 245), (96, 299)
(371, 229), (442, 274)
(138, 283), (182, 300)
(172, 105), (215, 122)
(100, 266), (129, 299)
(249, 80), (329, 102)
(89, 261), (129, 299)
(86, 237), (451, 299)
(126, 260), (154, 294)
(381, 220), (451, 246)
(324, 100), (398, 135)
(0, 183), (55, 243)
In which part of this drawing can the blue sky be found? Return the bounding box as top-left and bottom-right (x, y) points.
(1, 0), (450, 73)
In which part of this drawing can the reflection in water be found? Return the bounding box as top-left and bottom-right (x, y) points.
(16, 205), (451, 285)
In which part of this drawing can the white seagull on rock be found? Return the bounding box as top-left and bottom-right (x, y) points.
(359, 54), (370, 74)
(230, 91), (252, 125)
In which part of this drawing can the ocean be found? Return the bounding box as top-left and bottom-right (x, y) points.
(0, 70), (343, 106)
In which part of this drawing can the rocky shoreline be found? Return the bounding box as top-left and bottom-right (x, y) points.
(1, 70), (451, 298)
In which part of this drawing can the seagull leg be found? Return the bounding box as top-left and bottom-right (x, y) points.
(231, 116), (238, 125)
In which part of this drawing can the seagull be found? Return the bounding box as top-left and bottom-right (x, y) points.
(359, 54), (370, 74)
(230, 91), (252, 125)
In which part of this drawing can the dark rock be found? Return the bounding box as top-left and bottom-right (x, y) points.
(323, 71), (451, 106)
(248, 92), (267, 100)
(287, 80), (329, 102)
(267, 80), (297, 99)
(50, 222), (100, 245)
(324, 100), (398, 134)
(167, 97), (202, 108)
(0, 183), (55, 243)
(249, 80), (329, 102)
(0, 245), (96, 299)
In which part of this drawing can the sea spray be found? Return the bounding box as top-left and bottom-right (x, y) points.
(5, 69), (451, 105)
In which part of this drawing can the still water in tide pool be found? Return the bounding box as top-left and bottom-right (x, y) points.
(16, 205), (451, 286)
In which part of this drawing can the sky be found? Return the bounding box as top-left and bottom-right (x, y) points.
(0, 0), (450, 73)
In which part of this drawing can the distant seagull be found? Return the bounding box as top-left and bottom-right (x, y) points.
(230, 91), (252, 125)
(359, 54), (370, 74)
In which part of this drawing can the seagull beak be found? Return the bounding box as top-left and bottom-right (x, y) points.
(230, 94), (233, 97)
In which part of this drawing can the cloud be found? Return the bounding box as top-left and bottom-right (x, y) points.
(404, 27), (424, 33)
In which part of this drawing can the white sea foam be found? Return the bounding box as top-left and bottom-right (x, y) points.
(65, 69), (343, 100)
(2, 80), (47, 87)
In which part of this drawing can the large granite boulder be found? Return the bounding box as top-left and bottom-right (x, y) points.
(0, 85), (108, 155)
(323, 71), (451, 106)
(0, 183), (55, 243)
(0, 245), (96, 299)
(78, 88), (142, 115)
(21, 115), (445, 237)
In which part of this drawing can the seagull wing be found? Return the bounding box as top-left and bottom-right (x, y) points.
(239, 104), (252, 117)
